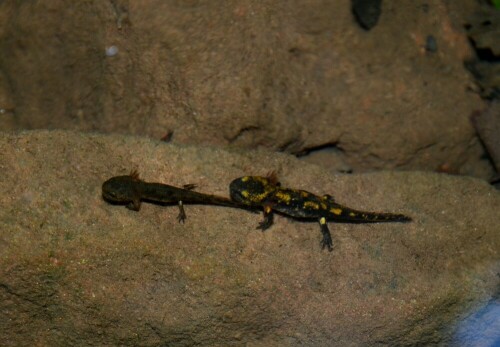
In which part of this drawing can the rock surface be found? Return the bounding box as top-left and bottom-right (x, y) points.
(0, 1), (492, 178)
(0, 130), (498, 346)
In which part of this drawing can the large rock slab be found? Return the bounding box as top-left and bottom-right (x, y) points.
(0, 1), (490, 178)
(0, 130), (498, 346)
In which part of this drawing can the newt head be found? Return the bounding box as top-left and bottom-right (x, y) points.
(101, 174), (140, 205)
(229, 176), (277, 206)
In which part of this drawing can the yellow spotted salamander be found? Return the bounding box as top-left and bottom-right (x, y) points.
(102, 171), (256, 223)
(229, 173), (411, 251)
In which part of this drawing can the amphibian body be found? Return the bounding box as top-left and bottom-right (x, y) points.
(102, 171), (255, 222)
(229, 173), (411, 251)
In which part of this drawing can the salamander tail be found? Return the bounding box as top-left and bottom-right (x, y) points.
(371, 213), (412, 222)
(334, 207), (412, 223)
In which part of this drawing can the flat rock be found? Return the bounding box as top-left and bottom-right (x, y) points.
(0, 130), (498, 346)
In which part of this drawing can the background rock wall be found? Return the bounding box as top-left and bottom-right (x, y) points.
(0, 0), (494, 177)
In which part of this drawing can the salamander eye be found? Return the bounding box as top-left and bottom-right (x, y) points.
(104, 192), (115, 200)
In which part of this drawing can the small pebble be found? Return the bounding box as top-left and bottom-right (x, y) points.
(105, 46), (119, 57)
(425, 35), (438, 53)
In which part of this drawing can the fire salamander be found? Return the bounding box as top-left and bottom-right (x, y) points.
(102, 171), (256, 223)
(229, 173), (411, 252)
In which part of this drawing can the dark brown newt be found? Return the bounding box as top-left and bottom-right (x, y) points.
(229, 173), (411, 251)
(102, 171), (256, 223)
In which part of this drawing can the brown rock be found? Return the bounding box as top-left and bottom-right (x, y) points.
(0, 1), (492, 178)
(0, 130), (498, 345)
(472, 102), (500, 173)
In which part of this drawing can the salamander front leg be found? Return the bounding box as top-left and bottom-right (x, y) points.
(318, 217), (333, 252)
(126, 197), (141, 211)
(177, 200), (187, 223)
(182, 183), (197, 190)
(257, 205), (274, 231)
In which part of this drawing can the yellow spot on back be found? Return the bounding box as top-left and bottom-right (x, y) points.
(275, 190), (292, 204)
(254, 176), (271, 185)
(349, 212), (356, 217)
(320, 202), (327, 210)
(320, 217), (326, 224)
(300, 191), (309, 198)
(304, 201), (319, 210)
(242, 190), (249, 198)
(241, 176), (250, 182)
(331, 208), (342, 215)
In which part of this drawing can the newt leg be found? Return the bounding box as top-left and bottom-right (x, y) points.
(257, 205), (274, 231)
(318, 217), (333, 251)
(177, 200), (187, 223)
(321, 194), (336, 203)
(266, 171), (281, 186)
(126, 198), (141, 211)
(183, 183), (197, 190)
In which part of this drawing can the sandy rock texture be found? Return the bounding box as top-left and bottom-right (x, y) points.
(0, 1), (492, 178)
(0, 130), (498, 346)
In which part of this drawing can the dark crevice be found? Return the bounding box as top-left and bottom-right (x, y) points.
(466, 37), (500, 62)
(227, 126), (260, 143)
(278, 139), (304, 153)
(294, 142), (341, 157)
(463, 7), (500, 100)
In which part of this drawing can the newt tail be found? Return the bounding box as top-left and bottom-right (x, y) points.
(102, 170), (256, 223)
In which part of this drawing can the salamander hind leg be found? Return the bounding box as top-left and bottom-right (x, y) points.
(318, 217), (333, 252)
(177, 201), (187, 223)
(257, 205), (274, 231)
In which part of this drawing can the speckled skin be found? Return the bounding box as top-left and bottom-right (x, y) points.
(229, 174), (411, 251)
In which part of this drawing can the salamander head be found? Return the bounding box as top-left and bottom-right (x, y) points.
(102, 175), (139, 204)
(229, 176), (277, 206)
